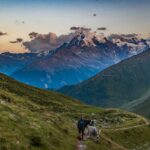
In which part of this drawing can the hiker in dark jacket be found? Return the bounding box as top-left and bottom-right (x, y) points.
(77, 117), (91, 140)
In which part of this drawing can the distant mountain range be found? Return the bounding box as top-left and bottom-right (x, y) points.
(0, 31), (150, 88)
(0, 52), (49, 75)
(59, 49), (150, 118)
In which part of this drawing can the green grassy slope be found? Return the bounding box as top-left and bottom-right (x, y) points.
(59, 49), (150, 117)
(0, 73), (150, 150)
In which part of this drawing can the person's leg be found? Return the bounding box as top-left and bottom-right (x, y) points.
(78, 128), (82, 140)
(78, 128), (81, 134)
(81, 129), (84, 140)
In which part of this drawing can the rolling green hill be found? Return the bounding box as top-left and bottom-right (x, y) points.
(0, 73), (150, 150)
(59, 49), (150, 118)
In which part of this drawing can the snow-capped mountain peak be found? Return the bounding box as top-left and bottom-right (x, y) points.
(68, 31), (106, 47)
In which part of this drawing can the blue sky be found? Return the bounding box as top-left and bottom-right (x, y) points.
(0, 0), (150, 52)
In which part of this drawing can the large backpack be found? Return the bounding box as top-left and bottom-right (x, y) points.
(78, 119), (85, 130)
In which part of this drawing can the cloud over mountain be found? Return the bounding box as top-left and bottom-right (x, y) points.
(109, 33), (138, 40)
(21, 27), (145, 54)
(23, 32), (75, 53)
(23, 27), (98, 53)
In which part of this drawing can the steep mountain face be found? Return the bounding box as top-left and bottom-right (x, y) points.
(0, 73), (150, 149)
(11, 32), (150, 89)
(59, 49), (150, 117)
(0, 52), (48, 75)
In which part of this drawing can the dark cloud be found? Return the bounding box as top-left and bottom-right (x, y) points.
(10, 41), (18, 44)
(70, 26), (80, 30)
(70, 26), (91, 32)
(23, 32), (75, 53)
(109, 33), (138, 39)
(28, 32), (39, 39)
(97, 27), (107, 31)
(10, 38), (23, 44)
(121, 34), (138, 38)
(80, 27), (91, 32)
(16, 38), (23, 42)
(0, 32), (7, 36)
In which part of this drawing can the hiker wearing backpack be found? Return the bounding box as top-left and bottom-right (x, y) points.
(77, 117), (92, 140)
(77, 117), (85, 140)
